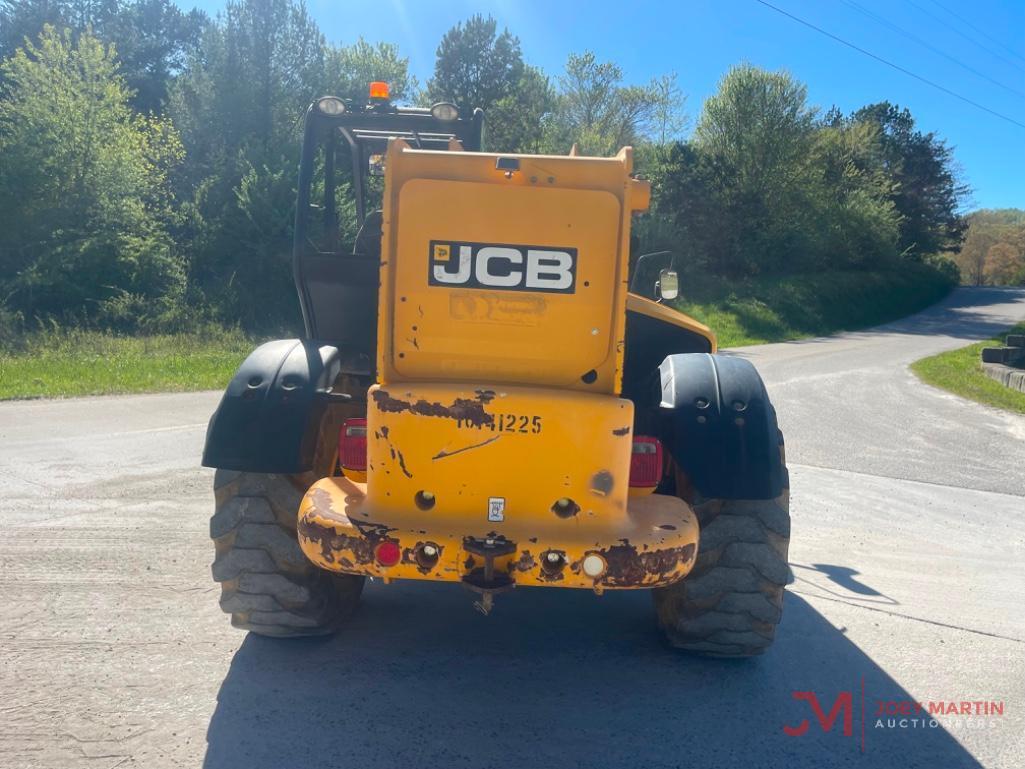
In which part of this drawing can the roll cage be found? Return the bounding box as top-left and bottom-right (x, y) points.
(292, 96), (484, 360)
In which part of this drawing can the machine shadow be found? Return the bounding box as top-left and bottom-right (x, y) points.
(204, 582), (981, 769)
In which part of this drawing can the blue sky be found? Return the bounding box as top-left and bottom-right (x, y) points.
(176, 0), (1025, 210)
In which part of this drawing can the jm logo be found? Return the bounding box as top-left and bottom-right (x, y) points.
(429, 240), (577, 294)
(783, 691), (854, 737)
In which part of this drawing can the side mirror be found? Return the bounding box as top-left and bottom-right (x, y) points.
(658, 269), (679, 301)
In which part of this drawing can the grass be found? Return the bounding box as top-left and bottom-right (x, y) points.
(910, 322), (1025, 415)
(0, 326), (255, 400)
(0, 262), (954, 400)
(675, 262), (954, 348)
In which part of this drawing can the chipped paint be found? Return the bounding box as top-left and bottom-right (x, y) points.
(431, 435), (501, 460)
(509, 550), (537, 573)
(394, 448), (413, 478)
(590, 470), (614, 496)
(580, 540), (696, 588)
(372, 388), (494, 427)
(296, 473), (699, 590)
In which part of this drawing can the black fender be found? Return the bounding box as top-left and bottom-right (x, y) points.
(201, 339), (343, 474)
(658, 353), (785, 500)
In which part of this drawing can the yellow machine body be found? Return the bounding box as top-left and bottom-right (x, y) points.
(298, 140), (713, 591)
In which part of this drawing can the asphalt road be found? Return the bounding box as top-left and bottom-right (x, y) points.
(1, 286), (1024, 769)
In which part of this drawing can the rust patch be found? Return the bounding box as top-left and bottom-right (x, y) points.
(590, 470), (614, 496)
(402, 541), (444, 575)
(509, 550), (537, 573)
(658, 524), (677, 530)
(612, 426), (631, 436)
(584, 539), (696, 587)
(474, 389), (497, 404)
(538, 549), (567, 582)
(298, 514), (396, 567)
(372, 389), (494, 427)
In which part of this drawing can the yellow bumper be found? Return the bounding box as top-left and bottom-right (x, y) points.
(297, 476), (699, 590)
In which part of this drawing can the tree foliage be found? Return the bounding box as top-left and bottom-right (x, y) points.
(427, 14), (523, 116)
(848, 102), (967, 258)
(0, 7), (969, 333)
(952, 210), (1025, 285)
(547, 52), (682, 156)
(0, 25), (183, 326)
(1, 0), (205, 113)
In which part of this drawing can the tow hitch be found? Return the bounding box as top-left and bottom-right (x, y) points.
(462, 535), (517, 615)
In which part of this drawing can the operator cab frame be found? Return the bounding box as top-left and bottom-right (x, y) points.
(292, 84), (484, 369)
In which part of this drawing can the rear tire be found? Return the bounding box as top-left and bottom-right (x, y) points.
(210, 470), (364, 637)
(653, 483), (790, 657)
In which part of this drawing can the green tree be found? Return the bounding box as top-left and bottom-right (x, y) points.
(323, 37), (414, 104)
(1, 0), (206, 113)
(485, 64), (554, 153)
(548, 52), (680, 156)
(105, 0), (206, 113)
(1, 0), (72, 62)
(639, 141), (721, 273)
(851, 102), (967, 258)
(426, 14), (552, 152)
(810, 118), (899, 268)
(694, 64), (819, 274)
(0, 25), (184, 325)
(426, 14), (523, 115)
(168, 0), (328, 328)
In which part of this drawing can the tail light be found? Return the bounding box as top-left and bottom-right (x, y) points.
(338, 418), (367, 471)
(374, 540), (401, 567)
(629, 436), (664, 488)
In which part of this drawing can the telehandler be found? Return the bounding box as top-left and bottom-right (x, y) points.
(202, 83), (790, 656)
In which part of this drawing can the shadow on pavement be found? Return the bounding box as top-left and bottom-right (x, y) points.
(792, 562), (897, 603)
(204, 581), (982, 769)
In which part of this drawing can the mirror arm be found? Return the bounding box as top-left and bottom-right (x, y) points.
(629, 250), (673, 295)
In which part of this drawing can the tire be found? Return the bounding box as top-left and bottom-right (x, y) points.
(653, 476), (790, 657)
(210, 469), (364, 637)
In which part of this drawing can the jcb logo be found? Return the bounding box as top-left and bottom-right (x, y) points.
(429, 240), (577, 294)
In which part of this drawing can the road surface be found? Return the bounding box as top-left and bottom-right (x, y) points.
(1, 287), (1023, 768)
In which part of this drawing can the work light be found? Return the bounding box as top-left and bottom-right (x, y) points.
(431, 102), (459, 121)
(316, 96), (345, 115)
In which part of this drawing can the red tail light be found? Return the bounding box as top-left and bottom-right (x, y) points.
(630, 436), (664, 488)
(374, 540), (401, 567)
(338, 418), (367, 471)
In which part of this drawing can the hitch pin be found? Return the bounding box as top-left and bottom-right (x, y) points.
(474, 593), (495, 616)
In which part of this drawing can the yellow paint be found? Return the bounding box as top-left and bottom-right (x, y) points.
(367, 383), (633, 522)
(625, 293), (718, 353)
(295, 141), (712, 592)
(298, 475), (699, 589)
(377, 142), (649, 394)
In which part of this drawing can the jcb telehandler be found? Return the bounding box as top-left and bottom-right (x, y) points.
(202, 83), (790, 656)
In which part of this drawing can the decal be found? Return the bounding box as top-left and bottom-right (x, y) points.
(429, 240), (576, 294)
(487, 497), (506, 522)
